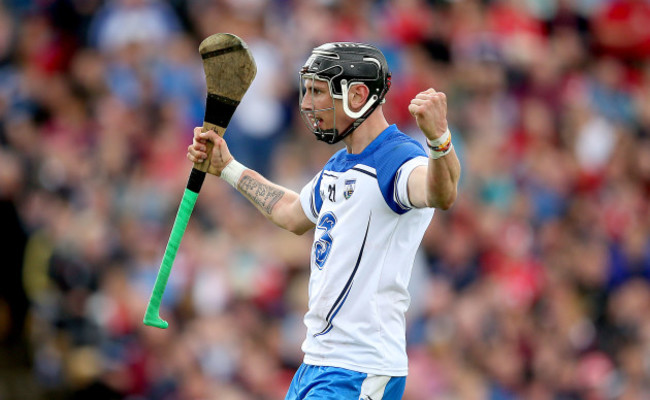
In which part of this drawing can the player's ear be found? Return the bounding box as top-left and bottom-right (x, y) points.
(348, 84), (370, 111)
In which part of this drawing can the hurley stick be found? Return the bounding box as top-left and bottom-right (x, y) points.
(143, 33), (257, 328)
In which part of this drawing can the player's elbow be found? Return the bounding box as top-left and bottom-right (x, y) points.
(437, 197), (455, 210)
(427, 189), (457, 210)
(290, 226), (311, 235)
(285, 221), (312, 235)
(280, 216), (314, 235)
(441, 189), (458, 210)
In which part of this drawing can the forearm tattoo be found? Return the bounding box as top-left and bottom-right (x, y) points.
(239, 176), (285, 215)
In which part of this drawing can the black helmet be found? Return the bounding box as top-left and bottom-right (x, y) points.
(299, 42), (391, 144)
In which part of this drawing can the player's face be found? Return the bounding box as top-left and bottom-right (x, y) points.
(301, 78), (337, 131)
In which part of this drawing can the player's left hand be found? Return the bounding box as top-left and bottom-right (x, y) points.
(408, 88), (448, 140)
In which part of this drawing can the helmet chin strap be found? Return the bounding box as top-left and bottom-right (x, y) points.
(340, 80), (379, 119)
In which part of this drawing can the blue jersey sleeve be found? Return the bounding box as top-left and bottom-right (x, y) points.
(374, 135), (427, 214)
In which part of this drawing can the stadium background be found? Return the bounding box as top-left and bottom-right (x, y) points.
(0, 0), (649, 399)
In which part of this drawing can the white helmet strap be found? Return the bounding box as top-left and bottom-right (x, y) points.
(340, 79), (379, 119)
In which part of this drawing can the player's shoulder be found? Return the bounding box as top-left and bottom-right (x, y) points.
(368, 125), (426, 179)
(373, 125), (426, 161)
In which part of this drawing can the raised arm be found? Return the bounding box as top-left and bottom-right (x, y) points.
(407, 89), (461, 210)
(187, 128), (314, 235)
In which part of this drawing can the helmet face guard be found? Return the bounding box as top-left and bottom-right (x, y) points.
(299, 42), (391, 144)
(299, 73), (338, 144)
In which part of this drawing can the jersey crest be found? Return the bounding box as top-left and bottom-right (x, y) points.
(343, 179), (356, 200)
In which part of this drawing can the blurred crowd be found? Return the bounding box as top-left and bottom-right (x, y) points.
(1, 0), (650, 399)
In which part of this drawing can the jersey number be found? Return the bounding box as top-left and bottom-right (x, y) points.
(314, 212), (337, 270)
(327, 184), (336, 202)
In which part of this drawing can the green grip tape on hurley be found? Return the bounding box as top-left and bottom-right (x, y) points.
(143, 188), (199, 329)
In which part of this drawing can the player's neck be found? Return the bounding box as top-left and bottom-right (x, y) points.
(343, 109), (389, 154)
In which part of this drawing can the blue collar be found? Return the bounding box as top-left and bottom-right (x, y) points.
(343, 124), (398, 161)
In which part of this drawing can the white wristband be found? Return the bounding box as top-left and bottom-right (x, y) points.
(426, 128), (451, 148)
(220, 159), (247, 188)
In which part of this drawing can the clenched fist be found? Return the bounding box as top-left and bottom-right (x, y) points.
(186, 127), (234, 176)
(408, 88), (448, 141)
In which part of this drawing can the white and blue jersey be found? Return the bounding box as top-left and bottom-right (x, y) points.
(298, 124), (434, 377)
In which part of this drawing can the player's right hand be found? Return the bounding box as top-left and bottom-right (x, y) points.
(187, 127), (234, 177)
